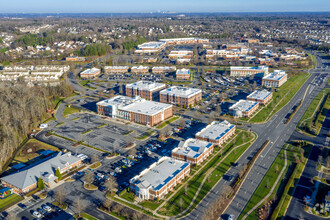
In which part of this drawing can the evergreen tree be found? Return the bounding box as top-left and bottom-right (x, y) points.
(38, 177), (45, 190)
(55, 168), (62, 180)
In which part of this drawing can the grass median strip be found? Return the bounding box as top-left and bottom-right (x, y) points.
(240, 142), (313, 220)
(158, 130), (255, 216)
(250, 72), (310, 123)
(156, 116), (180, 129)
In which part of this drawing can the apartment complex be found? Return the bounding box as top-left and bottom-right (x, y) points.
(65, 55), (86, 62)
(96, 96), (173, 126)
(247, 90), (273, 105)
(168, 50), (193, 59)
(262, 70), (288, 88)
(125, 81), (166, 100)
(176, 68), (191, 80)
(1, 152), (82, 194)
(172, 139), (214, 165)
(152, 66), (176, 74)
(131, 66), (149, 74)
(135, 41), (166, 54)
(195, 120), (236, 146)
(130, 157), (190, 200)
(230, 66), (269, 77)
(229, 100), (259, 118)
(160, 86), (202, 108)
(80, 68), (101, 78)
(104, 66), (129, 74)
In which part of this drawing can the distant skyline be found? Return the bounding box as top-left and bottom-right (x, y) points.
(1, 0), (330, 13)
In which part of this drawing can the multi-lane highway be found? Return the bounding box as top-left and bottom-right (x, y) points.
(182, 52), (329, 220)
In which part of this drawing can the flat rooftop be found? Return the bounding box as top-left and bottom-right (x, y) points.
(160, 86), (201, 98)
(263, 70), (287, 81)
(172, 138), (213, 158)
(138, 41), (165, 49)
(104, 66), (129, 70)
(230, 66), (268, 71)
(126, 81), (165, 92)
(80, 68), (100, 75)
(97, 95), (172, 116)
(247, 90), (272, 101)
(131, 66), (149, 70)
(152, 66), (176, 71)
(176, 69), (190, 75)
(229, 100), (259, 112)
(130, 157), (189, 191)
(196, 120), (235, 141)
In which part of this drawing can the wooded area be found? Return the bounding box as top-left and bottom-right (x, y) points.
(0, 81), (73, 171)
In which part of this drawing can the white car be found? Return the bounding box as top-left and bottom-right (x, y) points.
(32, 211), (42, 218)
(42, 205), (52, 212)
(228, 214), (234, 220)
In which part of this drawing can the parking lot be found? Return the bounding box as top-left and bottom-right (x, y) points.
(49, 113), (149, 154)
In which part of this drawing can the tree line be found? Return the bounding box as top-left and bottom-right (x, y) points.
(0, 80), (73, 171)
(74, 43), (111, 57)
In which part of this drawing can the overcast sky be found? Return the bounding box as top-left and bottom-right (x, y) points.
(1, 0), (329, 13)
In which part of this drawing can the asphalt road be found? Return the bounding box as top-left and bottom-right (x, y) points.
(182, 52), (329, 220)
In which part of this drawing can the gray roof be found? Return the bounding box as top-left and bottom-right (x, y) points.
(130, 157), (189, 191)
(160, 86), (201, 98)
(229, 100), (259, 112)
(172, 138), (213, 159)
(1, 152), (82, 190)
(247, 90), (272, 101)
(195, 120), (235, 141)
(263, 70), (287, 81)
(126, 81), (165, 92)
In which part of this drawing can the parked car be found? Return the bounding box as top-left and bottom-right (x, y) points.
(37, 208), (46, 215)
(31, 210), (41, 218)
(42, 205), (52, 212)
(18, 203), (27, 209)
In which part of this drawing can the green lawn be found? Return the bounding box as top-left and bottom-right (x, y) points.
(156, 116), (180, 129)
(158, 130), (255, 216)
(0, 194), (23, 211)
(80, 80), (96, 89)
(250, 72), (310, 123)
(308, 53), (317, 68)
(63, 106), (81, 117)
(75, 213), (99, 220)
(298, 89), (330, 135)
(82, 129), (92, 135)
(136, 130), (154, 140)
(119, 191), (135, 202)
(240, 142), (313, 220)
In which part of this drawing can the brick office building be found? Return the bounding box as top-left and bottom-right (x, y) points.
(125, 81), (166, 100)
(172, 139), (214, 165)
(130, 157), (190, 200)
(97, 96), (172, 126)
(230, 66), (269, 77)
(247, 90), (273, 105)
(195, 120), (236, 146)
(131, 66), (149, 74)
(229, 100), (259, 118)
(104, 66), (129, 74)
(262, 70), (287, 88)
(80, 68), (101, 78)
(160, 86), (202, 108)
(176, 68), (191, 80)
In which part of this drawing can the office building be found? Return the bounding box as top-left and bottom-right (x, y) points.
(262, 70), (287, 88)
(176, 68), (191, 80)
(160, 86), (202, 108)
(152, 66), (176, 74)
(172, 139), (214, 165)
(104, 66), (129, 74)
(126, 81), (166, 100)
(247, 90), (273, 105)
(80, 68), (101, 79)
(97, 96), (173, 126)
(230, 66), (269, 77)
(130, 157), (190, 200)
(229, 100), (259, 118)
(195, 121), (236, 146)
(131, 66), (149, 74)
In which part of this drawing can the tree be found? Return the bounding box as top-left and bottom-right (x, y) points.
(129, 148), (137, 157)
(91, 153), (99, 164)
(184, 184), (188, 196)
(178, 197), (184, 211)
(103, 199), (113, 211)
(111, 204), (122, 214)
(83, 170), (93, 185)
(74, 198), (86, 218)
(104, 176), (118, 195)
(54, 186), (66, 206)
(38, 177), (45, 190)
(132, 211), (143, 220)
(55, 168), (62, 180)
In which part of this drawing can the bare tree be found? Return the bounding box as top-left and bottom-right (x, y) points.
(103, 198), (113, 211)
(132, 211), (143, 220)
(74, 198), (86, 218)
(83, 170), (94, 185)
(178, 197), (184, 211)
(104, 176), (118, 195)
(54, 186), (66, 206)
(91, 153), (99, 164)
(129, 147), (137, 157)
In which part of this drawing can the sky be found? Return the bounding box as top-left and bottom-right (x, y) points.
(1, 0), (329, 13)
